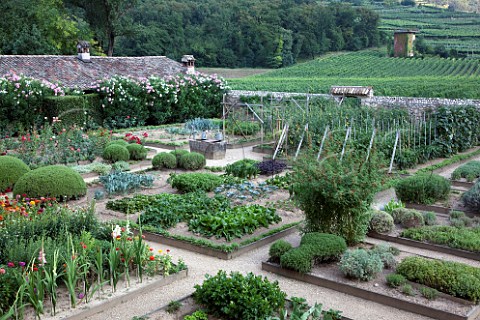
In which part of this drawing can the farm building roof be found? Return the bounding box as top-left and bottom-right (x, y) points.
(0, 55), (186, 89)
(330, 86), (374, 98)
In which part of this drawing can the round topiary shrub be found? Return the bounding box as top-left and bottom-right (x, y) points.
(339, 249), (384, 281)
(152, 152), (177, 169)
(0, 156), (30, 192)
(126, 144), (148, 160)
(103, 144), (130, 163)
(106, 139), (129, 147)
(370, 210), (394, 234)
(13, 165), (86, 199)
(269, 240), (293, 263)
(170, 149), (189, 165)
(179, 152), (206, 170)
(400, 210), (425, 228)
(394, 174), (450, 204)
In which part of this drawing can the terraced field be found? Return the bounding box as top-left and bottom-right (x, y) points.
(229, 50), (480, 98)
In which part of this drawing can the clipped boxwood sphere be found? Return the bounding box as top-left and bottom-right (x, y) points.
(126, 144), (148, 160)
(13, 165), (87, 199)
(0, 156), (31, 191)
(103, 144), (130, 163)
(152, 152), (177, 169)
(370, 210), (394, 234)
(107, 140), (129, 147)
(179, 152), (206, 170)
(170, 149), (189, 165)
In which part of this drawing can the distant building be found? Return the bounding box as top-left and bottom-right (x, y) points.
(0, 41), (195, 89)
(394, 30), (418, 57)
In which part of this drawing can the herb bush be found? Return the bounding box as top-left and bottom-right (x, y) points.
(193, 270), (286, 320)
(13, 165), (86, 199)
(397, 256), (480, 302)
(292, 150), (382, 244)
(103, 144), (130, 163)
(280, 233), (347, 273)
(399, 210), (425, 228)
(422, 211), (437, 226)
(452, 161), (480, 182)
(462, 181), (480, 212)
(126, 143), (148, 160)
(107, 139), (129, 147)
(99, 172), (154, 195)
(0, 156), (30, 192)
(225, 159), (259, 179)
(188, 205), (280, 241)
(168, 173), (223, 193)
(184, 310), (208, 320)
(179, 152), (206, 170)
(256, 160), (288, 175)
(338, 249), (384, 281)
(370, 244), (398, 269)
(170, 149), (189, 165)
(420, 287), (439, 300)
(369, 210), (394, 234)
(152, 152), (177, 169)
(227, 120), (261, 136)
(394, 174), (450, 205)
(386, 273), (407, 288)
(400, 225), (480, 252)
(269, 240), (293, 263)
(112, 161), (130, 172)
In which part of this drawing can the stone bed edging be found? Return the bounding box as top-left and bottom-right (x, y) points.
(368, 232), (480, 261)
(261, 262), (480, 320)
(138, 224), (299, 260)
(64, 269), (188, 320)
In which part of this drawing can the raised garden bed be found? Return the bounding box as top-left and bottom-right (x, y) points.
(227, 138), (273, 149)
(138, 222), (300, 260)
(252, 143), (275, 155)
(145, 141), (189, 150)
(262, 261), (480, 320)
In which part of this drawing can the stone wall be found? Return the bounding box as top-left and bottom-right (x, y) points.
(228, 90), (480, 118)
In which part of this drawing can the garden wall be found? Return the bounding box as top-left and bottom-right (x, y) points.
(228, 90), (480, 118)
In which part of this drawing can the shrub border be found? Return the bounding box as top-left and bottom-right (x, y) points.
(261, 262), (480, 320)
(368, 231), (480, 261)
(136, 222), (300, 260)
(64, 269), (188, 320)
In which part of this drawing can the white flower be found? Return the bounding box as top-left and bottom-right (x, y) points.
(112, 225), (122, 239)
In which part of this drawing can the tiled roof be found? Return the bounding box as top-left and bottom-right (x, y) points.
(0, 55), (186, 89)
(330, 86), (374, 98)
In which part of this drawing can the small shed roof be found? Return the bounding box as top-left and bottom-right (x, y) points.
(330, 86), (373, 98)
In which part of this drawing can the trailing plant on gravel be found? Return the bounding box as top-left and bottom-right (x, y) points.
(193, 270), (286, 320)
(394, 173), (450, 205)
(112, 161), (130, 172)
(168, 173), (223, 193)
(152, 152), (177, 169)
(99, 172), (154, 195)
(13, 165), (86, 200)
(397, 256), (480, 302)
(0, 156), (30, 192)
(225, 159), (259, 179)
(369, 210), (394, 234)
(103, 144), (130, 163)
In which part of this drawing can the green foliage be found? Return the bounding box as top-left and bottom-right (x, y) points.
(184, 118), (217, 132)
(370, 210), (394, 234)
(71, 162), (112, 175)
(184, 310), (208, 320)
(269, 240), (293, 263)
(462, 180), (480, 212)
(99, 172), (154, 195)
(266, 297), (342, 320)
(386, 273), (407, 288)
(395, 174), (450, 205)
(401, 225), (480, 252)
(188, 205), (281, 241)
(168, 173), (223, 193)
(420, 287), (439, 300)
(43, 94), (102, 129)
(107, 140), (129, 147)
(193, 270), (286, 320)
(112, 161), (130, 172)
(452, 161), (480, 182)
(401, 284), (415, 296)
(103, 144), (130, 163)
(0, 156), (30, 191)
(383, 199), (405, 213)
(422, 211), (437, 226)
(266, 174), (293, 190)
(397, 256), (480, 302)
(152, 152), (177, 169)
(227, 121), (261, 136)
(225, 159), (259, 179)
(126, 144), (148, 160)
(13, 165), (86, 199)
(170, 149), (189, 165)
(338, 249), (384, 281)
(293, 151), (382, 245)
(280, 233), (347, 274)
(179, 152), (206, 170)
(399, 210), (425, 228)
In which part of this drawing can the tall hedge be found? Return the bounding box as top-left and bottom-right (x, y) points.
(43, 94), (102, 128)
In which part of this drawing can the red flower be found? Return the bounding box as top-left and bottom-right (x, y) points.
(149, 256), (155, 261)
(33, 267), (39, 271)
(166, 249), (170, 253)
(142, 132), (148, 138)
(7, 262), (14, 268)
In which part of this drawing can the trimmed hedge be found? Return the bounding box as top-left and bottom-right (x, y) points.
(126, 143), (148, 160)
(168, 173), (223, 193)
(0, 156), (30, 192)
(397, 256), (480, 302)
(395, 174), (450, 204)
(179, 152), (206, 170)
(13, 165), (86, 199)
(103, 144), (130, 163)
(43, 94), (102, 128)
(106, 140), (129, 147)
(152, 152), (177, 169)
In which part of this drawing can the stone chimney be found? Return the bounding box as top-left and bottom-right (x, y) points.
(181, 55), (195, 74)
(77, 41), (91, 63)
